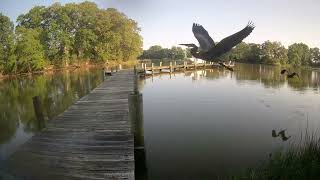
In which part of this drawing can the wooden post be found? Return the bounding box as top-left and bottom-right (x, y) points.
(128, 91), (147, 176)
(102, 68), (105, 80)
(128, 92), (144, 148)
(170, 62), (173, 72)
(32, 96), (45, 130)
(141, 63), (144, 69)
(159, 61), (162, 72)
(134, 65), (137, 75)
(151, 63), (154, 74)
(118, 64), (122, 70)
(194, 60), (196, 69)
(133, 66), (138, 94)
(174, 61), (177, 67)
(144, 63), (147, 74)
(184, 61), (187, 69)
(204, 61), (206, 69)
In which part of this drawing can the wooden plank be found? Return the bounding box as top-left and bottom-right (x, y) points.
(5, 70), (135, 180)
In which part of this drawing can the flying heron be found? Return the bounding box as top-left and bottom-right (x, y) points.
(281, 69), (299, 78)
(180, 22), (255, 71)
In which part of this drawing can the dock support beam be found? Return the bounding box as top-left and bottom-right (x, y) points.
(128, 70), (148, 179)
(151, 63), (154, 74)
(32, 96), (45, 130)
(144, 63), (147, 73)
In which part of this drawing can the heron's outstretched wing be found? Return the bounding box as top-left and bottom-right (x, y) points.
(214, 21), (255, 52)
(192, 23), (215, 52)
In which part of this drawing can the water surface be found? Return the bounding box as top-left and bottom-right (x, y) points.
(141, 63), (320, 179)
(0, 68), (103, 164)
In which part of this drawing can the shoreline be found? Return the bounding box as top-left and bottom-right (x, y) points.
(0, 60), (138, 81)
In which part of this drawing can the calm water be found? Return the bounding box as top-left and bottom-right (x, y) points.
(1, 64), (320, 179)
(0, 68), (103, 165)
(141, 63), (320, 179)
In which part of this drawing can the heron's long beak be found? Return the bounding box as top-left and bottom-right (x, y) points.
(179, 43), (194, 47)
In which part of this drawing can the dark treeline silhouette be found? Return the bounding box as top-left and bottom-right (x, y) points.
(0, 1), (143, 75)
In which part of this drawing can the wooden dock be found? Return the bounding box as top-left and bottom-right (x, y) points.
(138, 61), (234, 75)
(5, 70), (135, 180)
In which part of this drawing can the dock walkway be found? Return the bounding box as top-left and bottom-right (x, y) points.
(6, 70), (135, 180)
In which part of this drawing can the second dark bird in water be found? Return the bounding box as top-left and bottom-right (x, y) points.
(272, 129), (291, 141)
(281, 69), (299, 78)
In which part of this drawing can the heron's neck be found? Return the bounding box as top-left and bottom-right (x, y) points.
(191, 47), (201, 58)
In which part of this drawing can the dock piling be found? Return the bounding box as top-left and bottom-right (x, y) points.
(151, 63), (154, 74)
(32, 96), (44, 123)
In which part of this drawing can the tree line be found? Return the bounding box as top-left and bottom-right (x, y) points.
(138, 45), (192, 60)
(0, 1), (143, 75)
(220, 41), (320, 66)
(141, 42), (320, 67)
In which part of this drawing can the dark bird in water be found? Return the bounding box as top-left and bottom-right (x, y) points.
(180, 21), (255, 70)
(272, 129), (291, 141)
(272, 130), (279, 137)
(278, 130), (291, 141)
(281, 69), (299, 78)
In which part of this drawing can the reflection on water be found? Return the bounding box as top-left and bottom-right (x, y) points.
(141, 63), (320, 179)
(0, 68), (103, 163)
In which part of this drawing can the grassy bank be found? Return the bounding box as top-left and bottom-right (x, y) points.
(234, 132), (320, 180)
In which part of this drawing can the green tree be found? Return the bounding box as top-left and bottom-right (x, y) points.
(288, 43), (310, 66)
(310, 47), (320, 65)
(93, 8), (142, 62)
(186, 48), (192, 58)
(229, 42), (251, 62)
(74, 29), (97, 61)
(260, 41), (288, 65)
(16, 2), (143, 68)
(246, 43), (262, 63)
(139, 45), (190, 60)
(170, 46), (185, 60)
(15, 27), (45, 73)
(0, 13), (15, 74)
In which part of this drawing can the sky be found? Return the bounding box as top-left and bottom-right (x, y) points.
(1, 0), (320, 49)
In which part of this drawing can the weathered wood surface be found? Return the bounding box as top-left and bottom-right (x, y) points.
(6, 70), (135, 180)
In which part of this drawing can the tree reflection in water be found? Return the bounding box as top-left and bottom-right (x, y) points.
(0, 68), (103, 160)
